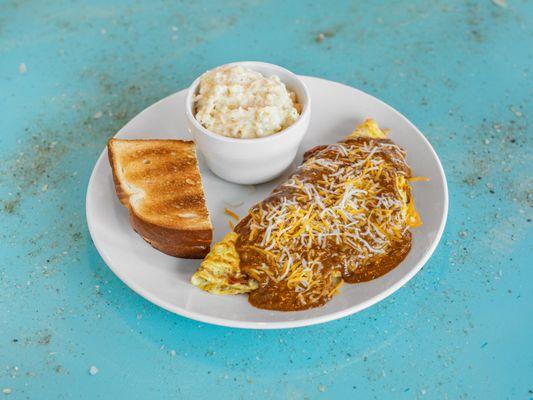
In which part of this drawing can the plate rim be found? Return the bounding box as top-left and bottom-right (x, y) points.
(85, 75), (449, 330)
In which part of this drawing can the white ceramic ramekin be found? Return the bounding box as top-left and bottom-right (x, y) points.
(185, 61), (311, 185)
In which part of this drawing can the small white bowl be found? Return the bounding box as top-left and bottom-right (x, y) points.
(185, 61), (311, 185)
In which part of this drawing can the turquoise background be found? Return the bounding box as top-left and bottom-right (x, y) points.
(0, 0), (531, 398)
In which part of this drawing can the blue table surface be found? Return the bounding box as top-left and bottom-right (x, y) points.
(1, 0), (531, 398)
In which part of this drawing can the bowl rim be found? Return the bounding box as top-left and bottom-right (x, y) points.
(185, 61), (311, 143)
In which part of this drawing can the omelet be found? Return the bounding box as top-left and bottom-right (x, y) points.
(346, 118), (388, 139)
(191, 232), (257, 295)
(191, 119), (422, 309)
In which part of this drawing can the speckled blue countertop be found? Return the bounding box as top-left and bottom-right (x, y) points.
(0, 0), (531, 398)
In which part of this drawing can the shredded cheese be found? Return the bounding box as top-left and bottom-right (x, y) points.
(409, 176), (430, 182)
(224, 207), (240, 220)
(240, 131), (423, 307)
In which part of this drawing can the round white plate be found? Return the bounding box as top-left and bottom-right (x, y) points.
(86, 76), (448, 329)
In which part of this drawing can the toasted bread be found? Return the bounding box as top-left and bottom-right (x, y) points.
(108, 138), (212, 258)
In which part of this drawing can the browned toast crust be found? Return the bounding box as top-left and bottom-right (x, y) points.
(107, 138), (212, 259)
(128, 208), (211, 258)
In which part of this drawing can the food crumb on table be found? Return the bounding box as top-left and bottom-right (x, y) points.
(491, 0), (507, 8)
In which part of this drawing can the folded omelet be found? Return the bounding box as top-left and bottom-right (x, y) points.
(191, 119), (422, 309)
(190, 232), (258, 294)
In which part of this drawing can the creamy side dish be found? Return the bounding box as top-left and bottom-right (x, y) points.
(194, 65), (300, 139)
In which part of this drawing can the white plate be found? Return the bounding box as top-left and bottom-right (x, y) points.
(86, 76), (448, 329)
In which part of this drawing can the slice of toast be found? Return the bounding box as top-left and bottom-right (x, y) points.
(108, 138), (212, 258)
